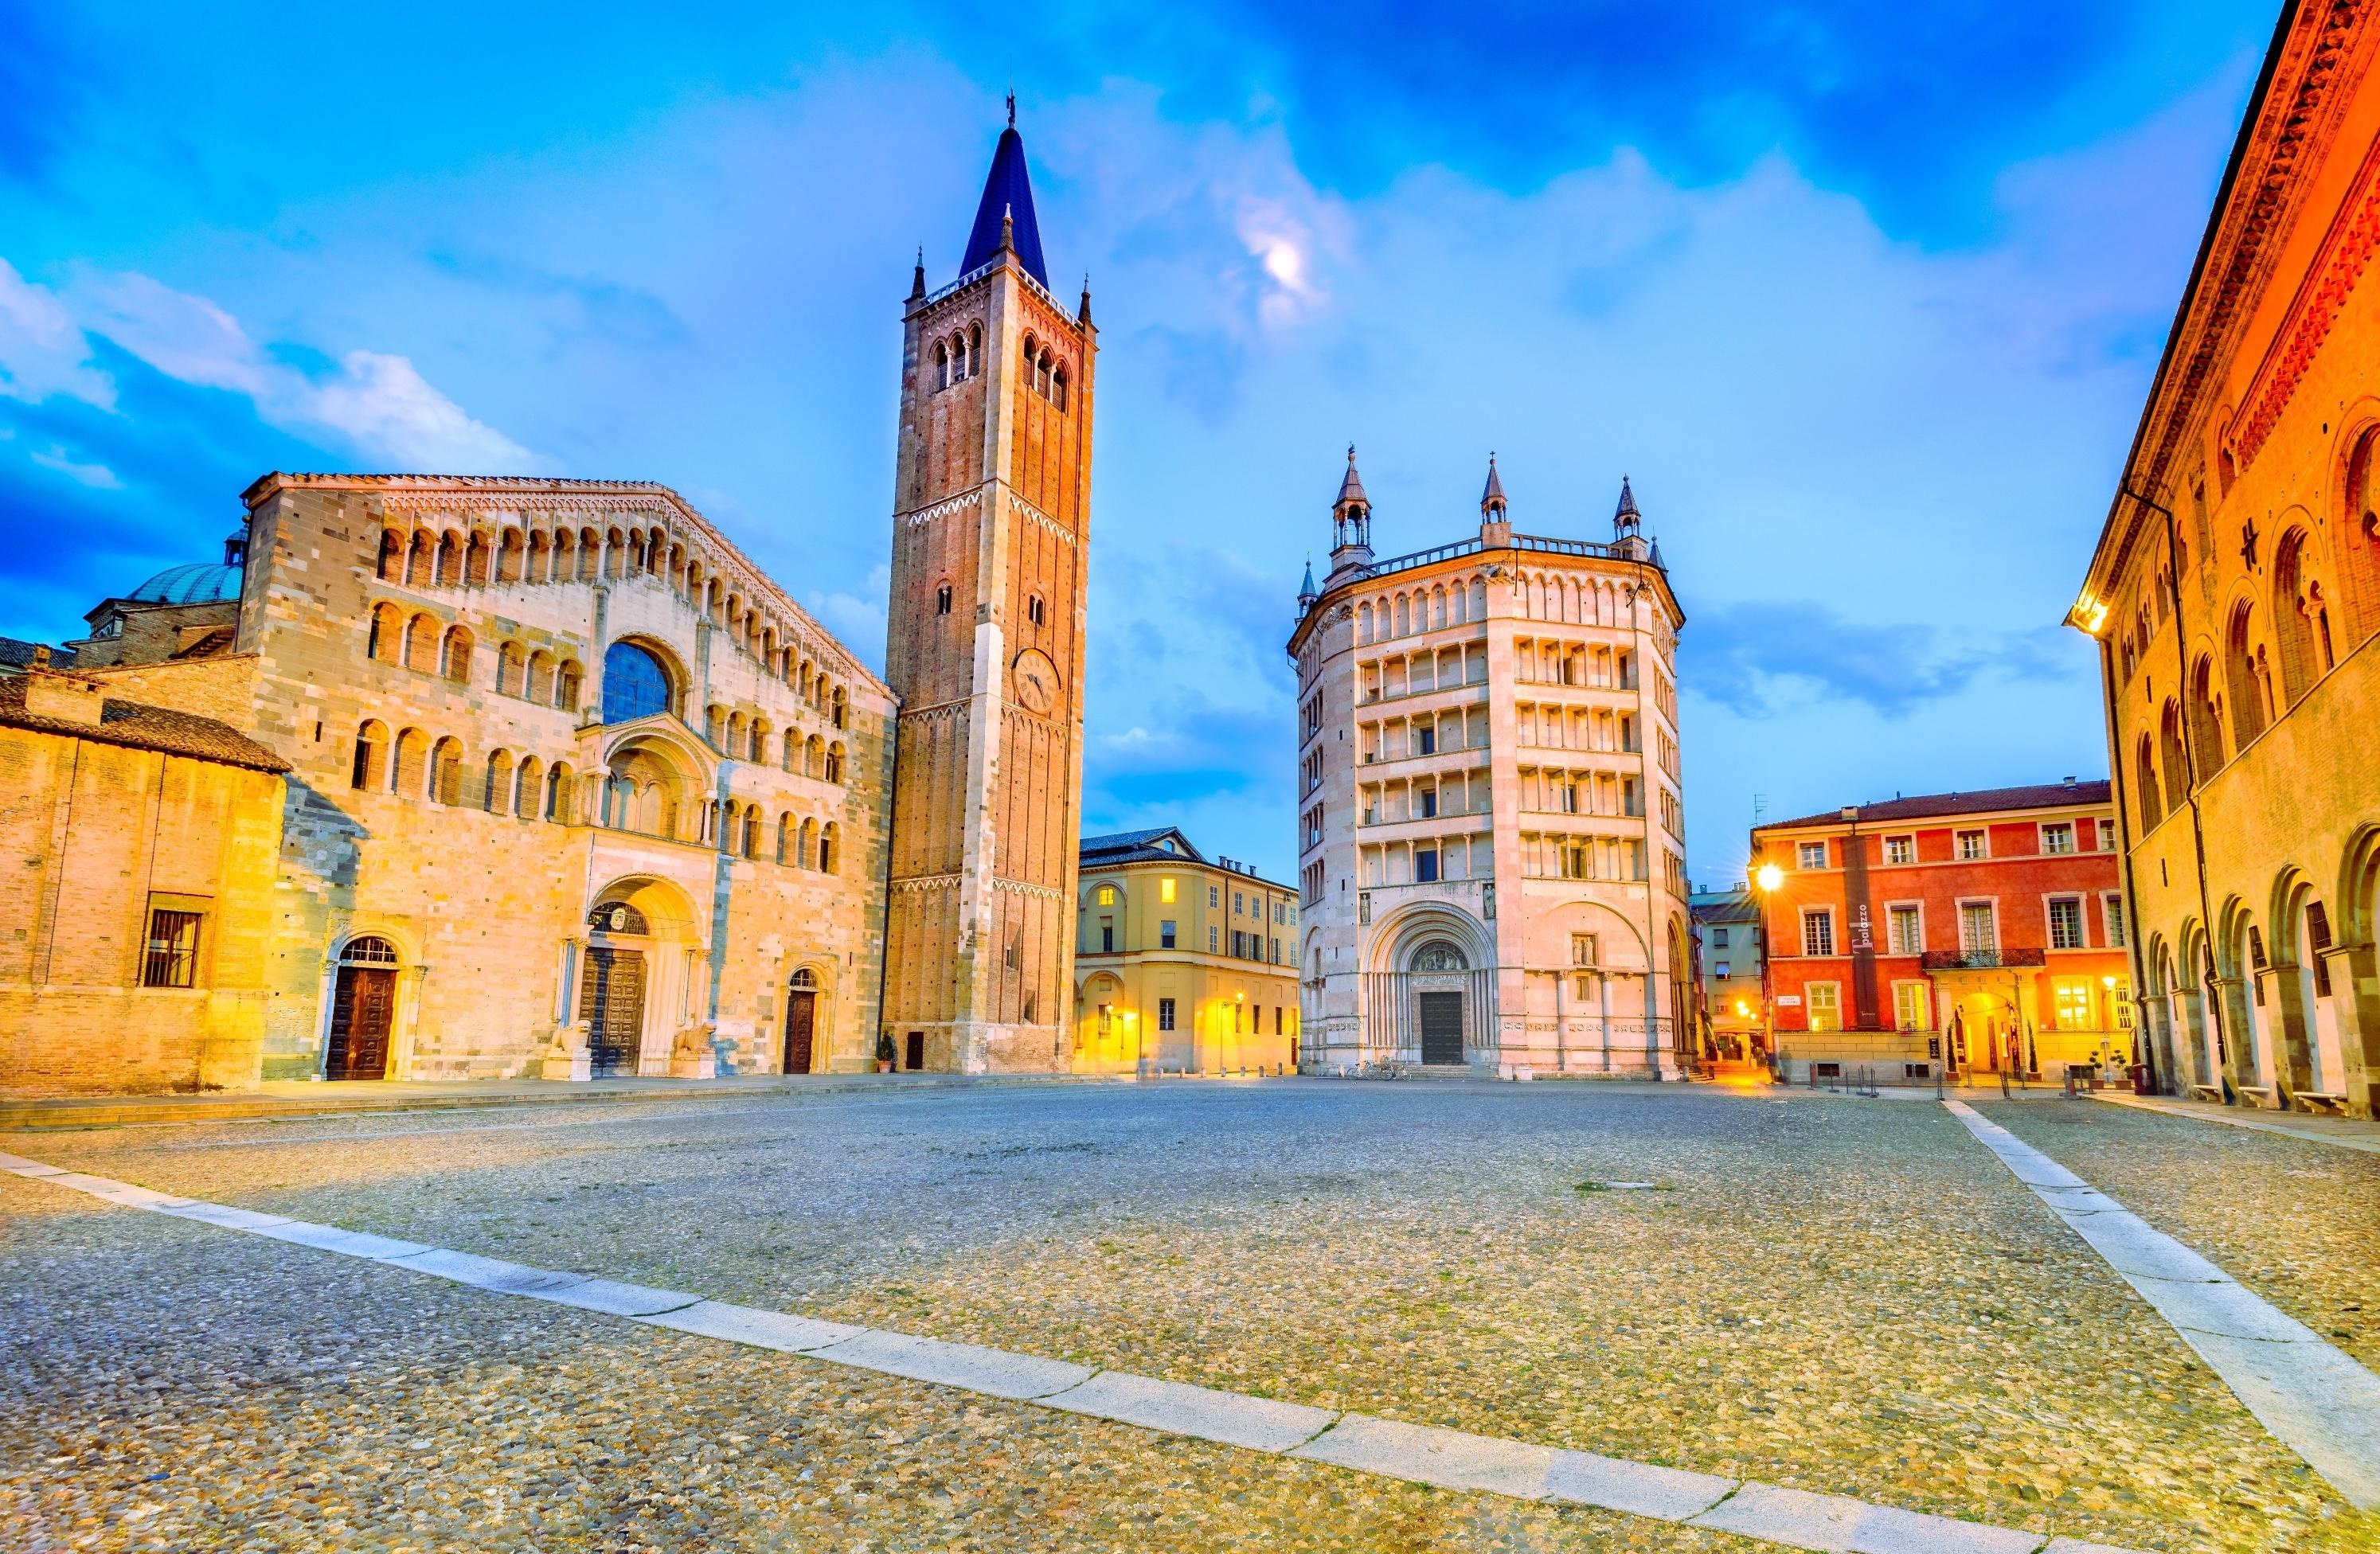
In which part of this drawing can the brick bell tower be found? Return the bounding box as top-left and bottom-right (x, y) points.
(881, 103), (1096, 1073)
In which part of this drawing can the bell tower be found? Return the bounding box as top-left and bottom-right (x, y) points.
(881, 108), (1096, 1073)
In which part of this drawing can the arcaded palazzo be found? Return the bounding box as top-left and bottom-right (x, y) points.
(2071, 2), (2380, 1118)
(880, 113), (1096, 1074)
(1288, 455), (1692, 1076)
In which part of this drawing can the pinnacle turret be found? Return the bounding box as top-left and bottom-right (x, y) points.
(1480, 453), (1507, 517)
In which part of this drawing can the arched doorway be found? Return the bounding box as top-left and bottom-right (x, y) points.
(582, 900), (653, 1077)
(1411, 939), (1469, 1065)
(784, 967), (819, 1075)
(326, 936), (401, 1080)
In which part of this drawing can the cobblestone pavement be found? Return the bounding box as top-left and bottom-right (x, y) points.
(7, 1081), (2374, 1552)
(1978, 1099), (2380, 1373)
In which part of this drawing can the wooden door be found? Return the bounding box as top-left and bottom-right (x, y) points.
(327, 966), (396, 1080)
(579, 948), (647, 1076)
(1418, 991), (1464, 1065)
(784, 990), (816, 1075)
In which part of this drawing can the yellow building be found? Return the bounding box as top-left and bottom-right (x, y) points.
(1073, 828), (1301, 1075)
(2069, 4), (2380, 1117)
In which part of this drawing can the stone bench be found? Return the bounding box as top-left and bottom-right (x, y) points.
(2236, 1084), (2275, 1108)
(2291, 1090), (2351, 1115)
(2187, 1084), (2226, 1103)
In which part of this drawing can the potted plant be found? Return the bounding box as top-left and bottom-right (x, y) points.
(875, 1032), (896, 1074)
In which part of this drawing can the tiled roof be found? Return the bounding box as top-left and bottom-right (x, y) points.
(0, 677), (288, 773)
(1757, 780), (2112, 834)
(0, 638), (77, 671)
(1080, 826), (1206, 865)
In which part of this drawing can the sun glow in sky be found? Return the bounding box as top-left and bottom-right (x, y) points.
(0, 1), (2273, 884)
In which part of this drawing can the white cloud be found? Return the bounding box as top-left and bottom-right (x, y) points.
(308, 351), (537, 471)
(28, 444), (120, 487)
(805, 564), (890, 674)
(60, 264), (542, 472)
(0, 259), (112, 408)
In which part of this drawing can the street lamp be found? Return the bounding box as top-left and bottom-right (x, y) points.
(1753, 861), (1784, 1074)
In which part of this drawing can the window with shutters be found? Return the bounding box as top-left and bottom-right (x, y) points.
(1888, 905), (1922, 955)
(1801, 910), (1835, 957)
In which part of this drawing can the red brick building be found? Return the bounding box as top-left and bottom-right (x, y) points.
(1749, 781), (2133, 1082)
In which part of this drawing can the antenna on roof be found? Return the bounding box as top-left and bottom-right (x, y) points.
(1006, 89), (1016, 127)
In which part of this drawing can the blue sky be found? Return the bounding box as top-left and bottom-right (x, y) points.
(0, 1), (2272, 884)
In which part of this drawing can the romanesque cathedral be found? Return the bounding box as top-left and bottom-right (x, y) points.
(0, 119), (1091, 1089)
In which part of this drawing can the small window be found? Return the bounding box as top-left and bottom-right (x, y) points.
(1802, 910), (1835, 957)
(1158, 997), (1176, 1031)
(1160, 920), (1177, 950)
(1415, 724), (1436, 756)
(143, 908), (203, 988)
(1807, 984), (1842, 1032)
(1210, 886), (1219, 908)
(1100, 921), (1114, 953)
(1414, 847), (1440, 883)
(1209, 925), (1219, 952)
(1797, 841), (1827, 869)
(1159, 877), (1176, 904)
(1712, 928), (1729, 949)
(2105, 895), (2127, 949)
(1096, 883), (1117, 906)
(936, 584), (953, 616)
(1812, 1060), (1843, 1079)
(1956, 830), (1987, 861)
(1714, 962), (1731, 978)
(2041, 822), (2075, 855)
(1027, 594), (1046, 627)
(1884, 836), (1913, 865)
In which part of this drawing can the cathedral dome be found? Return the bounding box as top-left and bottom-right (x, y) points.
(127, 560), (241, 605)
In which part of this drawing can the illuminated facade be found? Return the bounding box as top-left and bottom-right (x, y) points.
(1751, 783), (2132, 1083)
(1072, 827), (1299, 1074)
(1288, 455), (1691, 1076)
(2069, 4), (2380, 1115)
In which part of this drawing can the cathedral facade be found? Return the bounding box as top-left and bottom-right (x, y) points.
(1, 118), (1093, 1091)
(1288, 456), (1692, 1076)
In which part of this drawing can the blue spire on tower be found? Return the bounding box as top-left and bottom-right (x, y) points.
(959, 100), (1049, 287)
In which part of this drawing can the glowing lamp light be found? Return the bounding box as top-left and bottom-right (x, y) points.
(1755, 863), (1784, 892)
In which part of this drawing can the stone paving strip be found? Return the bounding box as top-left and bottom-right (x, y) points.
(1944, 1100), (2380, 1513)
(2086, 1090), (2380, 1155)
(0, 1146), (2136, 1554)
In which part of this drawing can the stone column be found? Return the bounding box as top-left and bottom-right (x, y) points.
(2264, 963), (2315, 1103)
(2214, 975), (2260, 1102)
(2327, 939), (2380, 1119)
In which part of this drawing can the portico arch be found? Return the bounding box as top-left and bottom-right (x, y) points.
(580, 876), (705, 1077)
(1362, 902), (1496, 1068)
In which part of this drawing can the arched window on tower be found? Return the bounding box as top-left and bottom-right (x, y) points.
(484, 749), (514, 812)
(555, 659), (583, 713)
(429, 736), (464, 806)
(1053, 365), (1068, 412)
(934, 342), (950, 391)
(441, 625), (474, 685)
(936, 583), (952, 615)
(819, 822), (839, 874)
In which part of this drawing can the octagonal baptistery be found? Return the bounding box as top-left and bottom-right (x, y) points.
(1287, 454), (1693, 1077)
(121, 474), (894, 1084)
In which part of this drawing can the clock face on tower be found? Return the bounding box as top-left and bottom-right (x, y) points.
(1011, 647), (1059, 715)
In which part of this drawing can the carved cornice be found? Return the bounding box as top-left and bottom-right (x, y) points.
(1009, 489), (1077, 547)
(2236, 125), (2380, 468)
(891, 873), (960, 893)
(993, 877), (1067, 904)
(2093, 1), (2375, 596)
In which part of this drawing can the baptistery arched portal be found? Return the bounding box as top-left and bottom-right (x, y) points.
(1408, 939), (1470, 1065)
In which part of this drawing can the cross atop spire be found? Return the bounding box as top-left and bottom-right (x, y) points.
(959, 113), (1049, 287)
